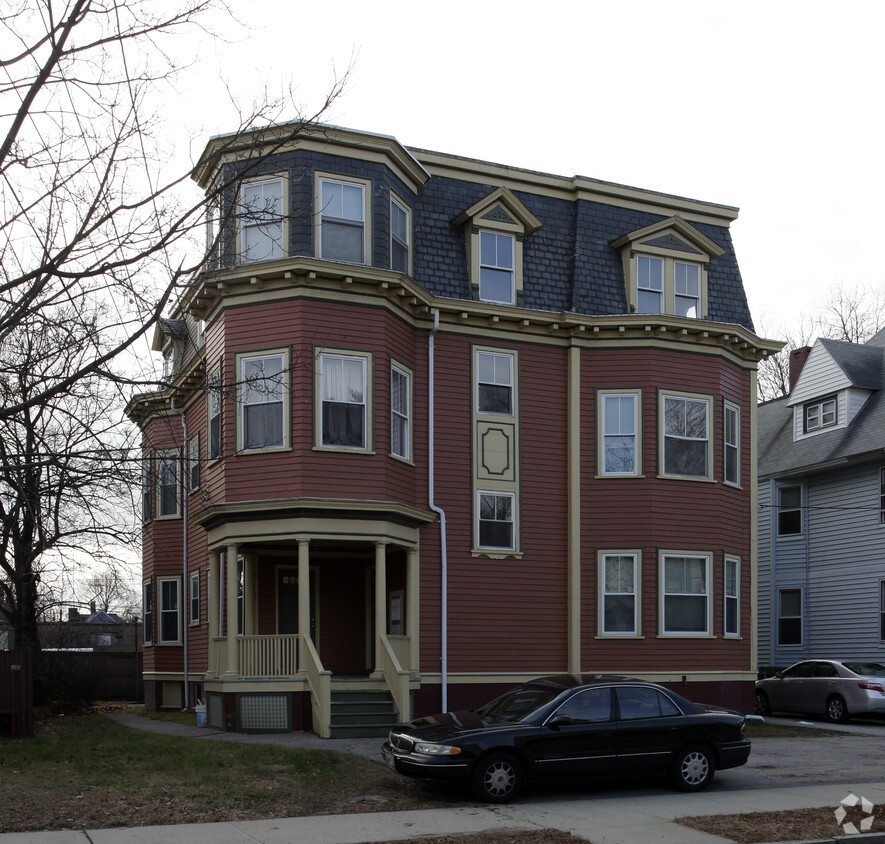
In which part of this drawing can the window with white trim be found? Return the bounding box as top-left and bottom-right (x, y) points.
(390, 363), (411, 460)
(778, 588), (802, 645)
(390, 195), (410, 273)
(637, 255), (663, 314)
(777, 484), (802, 536)
(143, 581), (153, 645)
(188, 435), (200, 491)
(156, 450), (180, 519)
(319, 176), (366, 264)
(724, 556), (739, 637)
(240, 177), (284, 263)
(476, 350), (513, 415)
(724, 401), (740, 486)
(158, 577), (181, 644)
(479, 231), (515, 305)
(804, 396), (837, 432)
(661, 554), (710, 635)
(601, 553), (639, 635)
(661, 393), (711, 479)
(318, 352), (370, 450)
(238, 351), (287, 451)
(600, 391), (640, 475)
(141, 456), (151, 522)
(477, 491), (514, 550)
(189, 570), (200, 626)
(674, 261), (701, 318)
(208, 363), (222, 460)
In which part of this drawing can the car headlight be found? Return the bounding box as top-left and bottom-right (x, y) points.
(414, 741), (462, 755)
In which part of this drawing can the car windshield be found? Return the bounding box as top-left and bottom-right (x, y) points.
(476, 686), (563, 723)
(843, 662), (885, 677)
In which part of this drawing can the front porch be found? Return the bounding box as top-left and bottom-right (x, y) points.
(195, 498), (432, 737)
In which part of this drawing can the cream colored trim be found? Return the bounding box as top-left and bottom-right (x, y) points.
(597, 549), (643, 637)
(658, 389), (715, 482)
(157, 575), (182, 644)
(597, 389), (643, 477)
(658, 550), (714, 638)
(723, 399), (742, 488)
(315, 172), (372, 266)
(237, 173), (289, 265)
(390, 358), (414, 464)
(723, 554), (741, 639)
(155, 449), (182, 520)
(389, 192), (412, 275)
(567, 346), (581, 674)
(749, 368), (759, 672)
(314, 347), (374, 453)
(453, 186), (542, 234)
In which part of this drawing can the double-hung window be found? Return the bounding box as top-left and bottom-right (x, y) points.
(880, 581), (885, 641)
(601, 553), (639, 635)
(319, 352), (369, 449)
(479, 231), (515, 305)
(804, 397), (837, 432)
(777, 484), (802, 535)
(158, 576), (181, 644)
(881, 468), (885, 524)
(662, 554), (710, 635)
(319, 177), (366, 264)
(724, 557), (739, 637)
(600, 392), (639, 475)
(637, 255), (663, 314)
(188, 435), (200, 491)
(156, 450), (180, 519)
(674, 262), (701, 318)
(143, 581), (153, 645)
(778, 588), (802, 645)
(141, 457), (152, 522)
(208, 363), (222, 460)
(239, 351), (287, 451)
(661, 393), (711, 479)
(724, 402), (740, 486)
(476, 351), (513, 415)
(240, 177), (284, 263)
(390, 363), (411, 460)
(189, 570), (200, 626)
(390, 195), (410, 273)
(477, 491), (514, 550)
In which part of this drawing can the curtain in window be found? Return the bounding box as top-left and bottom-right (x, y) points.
(322, 356), (365, 447)
(242, 356), (284, 449)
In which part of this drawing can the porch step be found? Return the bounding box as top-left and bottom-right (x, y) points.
(329, 687), (399, 740)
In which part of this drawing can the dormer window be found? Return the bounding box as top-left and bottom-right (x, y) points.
(240, 177), (285, 264)
(453, 187), (541, 307)
(804, 397), (836, 432)
(612, 217), (725, 320)
(317, 174), (370, 265)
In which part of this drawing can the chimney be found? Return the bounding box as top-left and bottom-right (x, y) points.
(68, 607), (79, 623)
(90, 601), (97, 615)
(789, 346), (811, 394)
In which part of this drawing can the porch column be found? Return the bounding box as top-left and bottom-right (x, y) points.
(225, 543), (239, 677)
(374, 541), (387, 670)
(207, 550), (220, 677)
(297, 539), (310, 668)
(406, 548), (419, 673)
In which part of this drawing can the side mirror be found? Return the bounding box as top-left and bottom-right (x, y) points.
(546, 714), (572, 730)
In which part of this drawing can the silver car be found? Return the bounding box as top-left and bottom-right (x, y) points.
(755, 659), (885, 723)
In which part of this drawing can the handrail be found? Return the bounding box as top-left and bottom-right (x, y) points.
(301, 635), (331, 738)
(378, 634), (411, 723)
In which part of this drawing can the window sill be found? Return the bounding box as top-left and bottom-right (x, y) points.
(313, 445), (375, 455)
(595, 473), (645, 480)
(471, 549), (523, 560)
(656, 632), (715, 639)
(236, 445), (291, 456)
(389, 453), (415, 466)
(596, 633), (644, 639)
(657, 474), (717, 483)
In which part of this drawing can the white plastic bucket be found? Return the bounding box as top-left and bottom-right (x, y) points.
(195, 702), (207, 727)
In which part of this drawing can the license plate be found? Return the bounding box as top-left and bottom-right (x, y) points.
(383, 750), (396, 771)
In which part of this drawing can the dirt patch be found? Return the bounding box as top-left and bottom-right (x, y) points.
(679, 803), (885, 843)
(361, 835), (582, 844)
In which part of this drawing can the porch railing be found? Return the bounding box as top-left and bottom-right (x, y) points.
(378, 634), (411, 723)
(387, 635), (411, 671)
(302, 635), (331, 738)
(238, 635), (300, 677)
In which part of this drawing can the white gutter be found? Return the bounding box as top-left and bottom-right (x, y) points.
(170, 397), (189, 710)
(428, 309), (448, 711)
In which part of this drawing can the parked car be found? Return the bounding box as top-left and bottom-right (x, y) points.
(755, 660), (885, 723)
(381, 675), (750, 803)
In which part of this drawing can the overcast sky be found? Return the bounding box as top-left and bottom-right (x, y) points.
(165, 0), (884, 342)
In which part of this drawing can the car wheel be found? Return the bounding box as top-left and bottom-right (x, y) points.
(755, 690), (771, 716)
(826, 694), (848, 723)
(670, 744), (716, 792)
(471, 752), (524, 803)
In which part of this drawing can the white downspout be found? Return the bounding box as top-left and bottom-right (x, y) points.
(428, 309), (448, 712)
(170, 397), (189, 710)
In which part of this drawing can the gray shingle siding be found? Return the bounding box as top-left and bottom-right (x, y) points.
(215, 149), (754, 329)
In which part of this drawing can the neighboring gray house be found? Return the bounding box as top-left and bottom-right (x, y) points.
(757, 329), (885, 667)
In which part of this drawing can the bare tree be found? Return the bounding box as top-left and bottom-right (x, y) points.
(79, 566), (139, 618)
(756, 313), (816, 403)
(0, 0), (347, 649)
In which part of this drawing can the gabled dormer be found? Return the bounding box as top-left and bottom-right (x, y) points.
(611, 216), (725, 319)
(453, 187), (542, 307)
(787, 338), (882, 441)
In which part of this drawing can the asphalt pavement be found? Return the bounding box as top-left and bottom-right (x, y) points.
(4, 713), (885, 844)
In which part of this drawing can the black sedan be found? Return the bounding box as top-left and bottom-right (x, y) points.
(381, 675), (750, 803)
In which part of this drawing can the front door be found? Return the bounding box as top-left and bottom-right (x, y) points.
(277, 567), (316, 640)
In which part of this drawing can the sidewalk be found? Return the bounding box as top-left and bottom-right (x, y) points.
(4, 713), (884, 844)
(6, 781), (885, 844)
